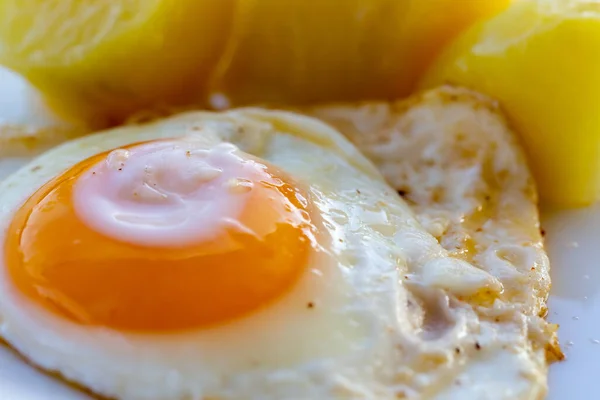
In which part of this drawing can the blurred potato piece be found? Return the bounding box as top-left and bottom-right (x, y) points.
(207, 0), (511, 107)
(0, 0), (509, 124)
(0, 0), (235, 123)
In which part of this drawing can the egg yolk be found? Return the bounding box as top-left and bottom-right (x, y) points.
(5, 139), (313, 332)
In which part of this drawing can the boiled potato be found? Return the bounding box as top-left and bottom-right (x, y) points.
(0, 0), (509, 124)
(0, 0), (235, 123)
(421, 0), (600, 207)
(207, 0), (511, 106)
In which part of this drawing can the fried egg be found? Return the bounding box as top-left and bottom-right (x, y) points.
(301, 85), (563, 398)
(0, 108), (509, 400)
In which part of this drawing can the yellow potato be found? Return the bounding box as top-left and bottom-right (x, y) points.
(0, 0), (509, 124)
(207, 0), (510, 107)
(0, 0), (235, 123)
(421, 0), (600, 207)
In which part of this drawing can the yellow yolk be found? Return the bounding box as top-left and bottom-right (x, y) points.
(5, 140), (313, 332)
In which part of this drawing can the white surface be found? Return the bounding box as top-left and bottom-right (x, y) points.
(0, 66), (596, 399)
(545, 205), (600, 400)
(0, 67), (70, 128)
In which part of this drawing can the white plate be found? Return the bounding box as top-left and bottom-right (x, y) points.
(0, 66), (595, 400)
(545, 204), (600, 400)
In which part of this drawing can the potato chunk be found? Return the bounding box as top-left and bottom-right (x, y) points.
(421, 0), (600, 207)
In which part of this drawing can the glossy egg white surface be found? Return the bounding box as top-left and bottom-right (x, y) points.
(0, 107), (512, 400)
(0, 68), (597, 400)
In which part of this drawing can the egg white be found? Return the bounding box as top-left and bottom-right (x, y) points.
(301, 86), (561, 399)
(0, 109), (501, 400)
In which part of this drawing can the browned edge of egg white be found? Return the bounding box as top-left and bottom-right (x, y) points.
(295, 84), (564, 364)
